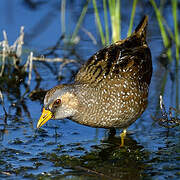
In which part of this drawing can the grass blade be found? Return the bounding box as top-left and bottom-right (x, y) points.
(103, 0), (109, 45)
(115, 0), (120, 40)
(61, 0), (66, 37)
(71, 0), (90, 43)
(92, 0), (105, 45)
(172, 0), (179, 64)
(150, 0), (172, 61)
(109, 0), (121, 42)
(127, 0), (138, 37)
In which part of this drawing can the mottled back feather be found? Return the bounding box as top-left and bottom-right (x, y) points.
(75, 16), (152, 86)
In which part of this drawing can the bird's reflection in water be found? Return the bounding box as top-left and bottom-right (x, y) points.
(89, 135), (148, 179)
(48, 131), (150, 180)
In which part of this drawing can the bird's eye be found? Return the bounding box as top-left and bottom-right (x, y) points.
(54, 99), (61, 106)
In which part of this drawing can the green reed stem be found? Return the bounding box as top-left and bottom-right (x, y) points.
(172, 0), (179, 110)
(115, 0), (120, 40)
(150, 0), (172, 61)
(71, 0), (90, 43)
(172, 0), (179, 64)
(175, 68), (179, 111)
(163, 19), (174, 41)
(93, 0), (105, 45)
(103, 0), (109, 45)
(109, 0), (121, 42)
(159, 0), (165, 13)
(127, 0), (138, 37)
(61, 0), (66, 36)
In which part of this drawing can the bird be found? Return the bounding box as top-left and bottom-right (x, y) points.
(37, 15), (152, 146)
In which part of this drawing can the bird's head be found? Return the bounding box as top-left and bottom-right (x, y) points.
(37, 85), (78, 128)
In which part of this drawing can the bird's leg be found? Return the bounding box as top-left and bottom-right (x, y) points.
(108, 127), (116, 137)
(120, 129), (127, 147)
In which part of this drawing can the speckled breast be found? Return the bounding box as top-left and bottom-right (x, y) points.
(73, 15), (152, 128)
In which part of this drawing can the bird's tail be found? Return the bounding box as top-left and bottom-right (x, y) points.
(133, 15), (148, 43)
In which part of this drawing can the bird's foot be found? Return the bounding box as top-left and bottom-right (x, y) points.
(120, 129), (127, 147)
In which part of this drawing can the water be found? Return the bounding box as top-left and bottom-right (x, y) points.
(0, 0), (180, 179)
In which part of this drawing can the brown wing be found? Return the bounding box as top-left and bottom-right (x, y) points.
(75, 15), (152, 86)
(75, 42), (124, 85)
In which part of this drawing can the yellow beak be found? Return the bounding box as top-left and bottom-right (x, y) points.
(37, 108), (53, 128)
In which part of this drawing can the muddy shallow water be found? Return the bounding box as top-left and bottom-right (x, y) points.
(0, 1), (180, 179)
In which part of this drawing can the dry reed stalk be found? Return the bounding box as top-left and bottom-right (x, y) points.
(27, 52), (33, 86)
